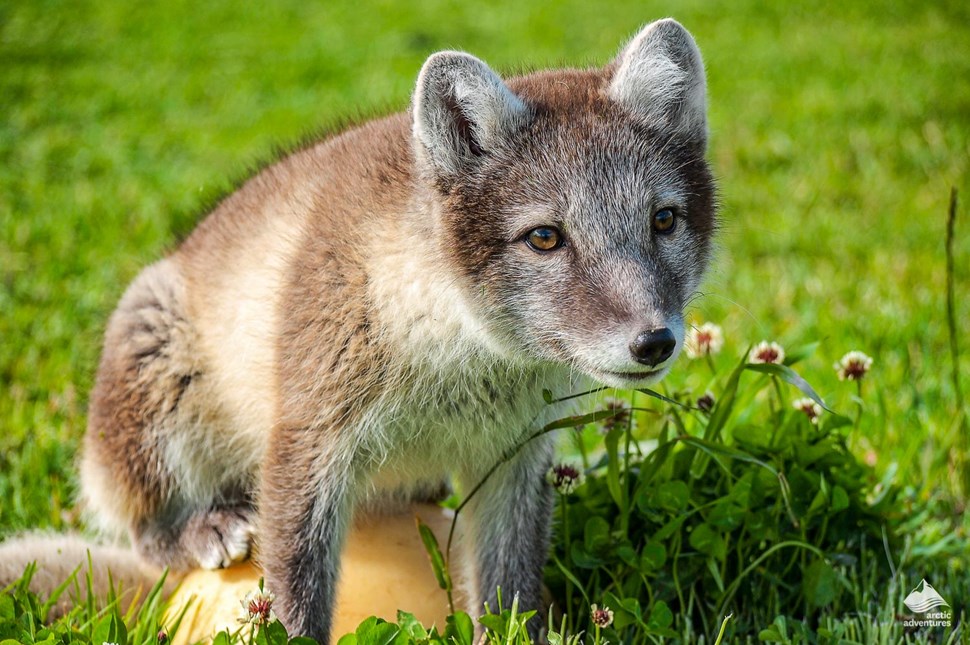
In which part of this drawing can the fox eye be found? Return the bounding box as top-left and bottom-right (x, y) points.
(652, 208), (676, 234)
(525, 227), (563, 252)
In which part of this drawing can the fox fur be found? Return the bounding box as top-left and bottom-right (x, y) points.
(2, 18), (716, 643)
(0, 534), (176, 619)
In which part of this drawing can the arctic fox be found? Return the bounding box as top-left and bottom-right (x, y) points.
(21, 18), (716, 643)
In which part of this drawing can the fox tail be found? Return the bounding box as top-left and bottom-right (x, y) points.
(0, 533), (178, 619)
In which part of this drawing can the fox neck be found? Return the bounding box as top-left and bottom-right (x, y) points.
(364, 199), (526, 376)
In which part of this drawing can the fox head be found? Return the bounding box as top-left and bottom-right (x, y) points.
(411, 19), (716, 388)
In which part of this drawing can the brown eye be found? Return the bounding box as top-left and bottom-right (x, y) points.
(526, 227), (563, 252)
(652, 208), (676, 234)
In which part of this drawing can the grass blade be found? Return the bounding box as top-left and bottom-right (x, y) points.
(744, 362), (835, 413)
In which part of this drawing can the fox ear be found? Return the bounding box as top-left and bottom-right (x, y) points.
(412, 51), (529, 180)
(608, 19), (707, 144)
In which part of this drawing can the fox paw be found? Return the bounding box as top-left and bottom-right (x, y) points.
(182, 507), (255, 570)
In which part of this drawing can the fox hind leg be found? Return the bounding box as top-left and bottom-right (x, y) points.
(81, 259), (255, 571)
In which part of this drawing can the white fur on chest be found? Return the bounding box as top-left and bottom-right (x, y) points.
(362, 361), (569, 479)
(362, 228), (577, 488)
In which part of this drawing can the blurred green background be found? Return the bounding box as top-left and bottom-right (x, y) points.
(1, 0), (967, 541)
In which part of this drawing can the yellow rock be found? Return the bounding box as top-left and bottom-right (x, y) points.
(167, 504), (458, 644)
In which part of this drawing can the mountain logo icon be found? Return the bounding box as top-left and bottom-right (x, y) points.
(903, 579), (950, 614)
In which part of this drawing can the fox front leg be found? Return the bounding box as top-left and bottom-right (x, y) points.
(258, 427), (356, 643)
(460, 434), (556, 639)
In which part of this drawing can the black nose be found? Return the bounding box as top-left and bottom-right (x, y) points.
(629, 328), (676, 367)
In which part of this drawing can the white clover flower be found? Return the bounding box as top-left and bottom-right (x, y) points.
(684, 322), (724, 359)
(591, 604), (614, 628)
(792, 397), (822, 424)
(835, 351), (873, 381)
(749, 340), (785, 365)
(239, 587), (277, 626)
(545, 462), (585, 495)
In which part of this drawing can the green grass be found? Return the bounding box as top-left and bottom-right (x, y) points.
(1, 0), (968, 642)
